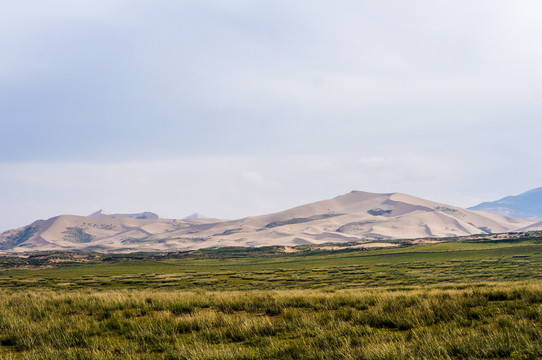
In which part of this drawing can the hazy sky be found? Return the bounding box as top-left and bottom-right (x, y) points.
(2, 1), (542, 231)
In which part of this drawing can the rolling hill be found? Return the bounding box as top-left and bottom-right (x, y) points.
(1, 191), (540, 253)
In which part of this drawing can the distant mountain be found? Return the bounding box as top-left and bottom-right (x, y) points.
(182, 213), (208, 220)
(2, 191), (541, 253)
(88, 210), (159, 220)
(469, 188), (542, 220)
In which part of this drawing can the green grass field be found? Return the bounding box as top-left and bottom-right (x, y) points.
(1, 236), (542, 359)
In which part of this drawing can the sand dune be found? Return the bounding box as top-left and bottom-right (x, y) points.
(2, 191), (542, 253)
(88, 210), (160, 219)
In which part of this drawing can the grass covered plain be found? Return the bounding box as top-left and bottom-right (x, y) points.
(1, 236), (542, 359)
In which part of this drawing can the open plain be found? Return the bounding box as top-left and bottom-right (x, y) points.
(2, 234), (542, 359)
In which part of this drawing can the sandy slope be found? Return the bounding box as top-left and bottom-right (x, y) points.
(2, 191), (541, 253)
(88, 210), (160, 219)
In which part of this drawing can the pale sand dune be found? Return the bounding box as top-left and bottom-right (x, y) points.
(141, 223), (177, 234)
(3, 190), (542, 253)
(517, 221), (542, 232)
(88, 210), (160, 219)
(388, 192), (443, 208)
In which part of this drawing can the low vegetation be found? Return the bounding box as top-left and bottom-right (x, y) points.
(2, 285), (542, 359)
(1, 235), (542, 359)
(367, 209), (392, 216)
(62, 226), (93, 243)
(0, 226), (38, 250)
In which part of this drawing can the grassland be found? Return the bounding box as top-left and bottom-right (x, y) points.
(1, 236), (542, 359)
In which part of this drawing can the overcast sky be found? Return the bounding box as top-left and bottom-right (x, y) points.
(2, 1), (542, 231)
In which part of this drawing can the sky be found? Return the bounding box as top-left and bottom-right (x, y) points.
(2, 1), (542, 231)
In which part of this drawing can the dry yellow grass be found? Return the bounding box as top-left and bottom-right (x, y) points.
(1, 284), (542, 359)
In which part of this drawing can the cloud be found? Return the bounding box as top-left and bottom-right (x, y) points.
(1, 1), (542, 229)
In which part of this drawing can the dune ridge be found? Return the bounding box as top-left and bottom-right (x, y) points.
(2, 191), (541, 253)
